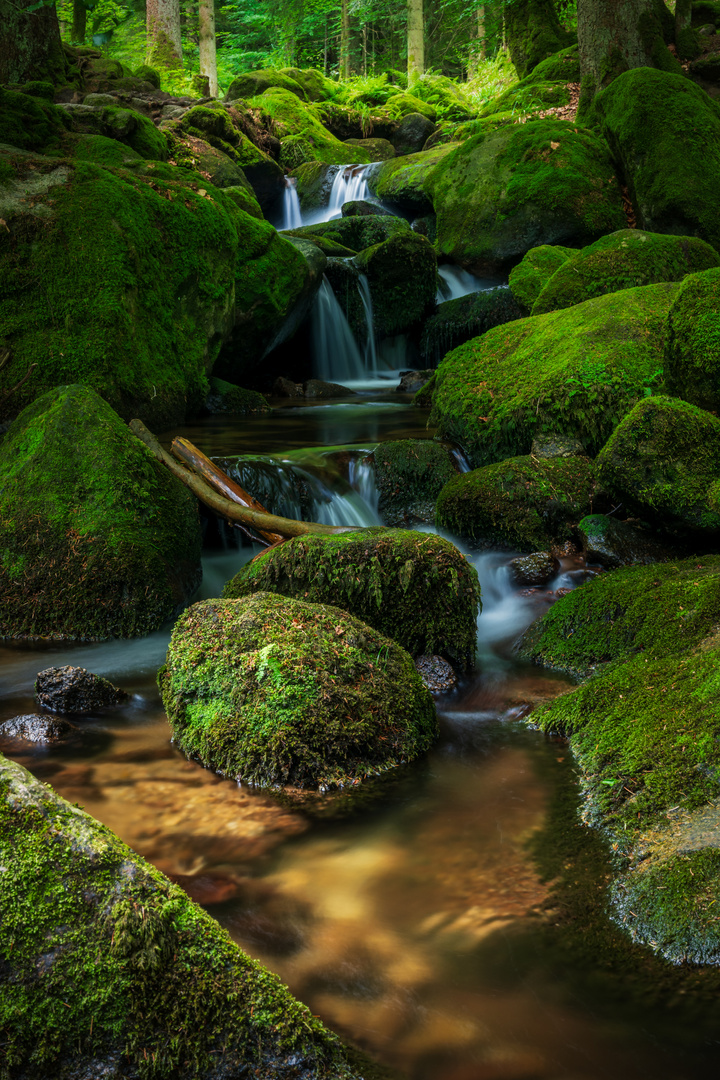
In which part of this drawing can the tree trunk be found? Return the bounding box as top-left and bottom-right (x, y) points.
(577, 0), (680, 104)
(0, 0), (66, 85)
(505, 0), (572, 78)
(146, 0), (182, 70)
(198, 0), (217, 96)
(340, 0), (351, 78)
(675, 0), (692, 34)
(72, 0), (86, 44)
(407, 0), (424, 81)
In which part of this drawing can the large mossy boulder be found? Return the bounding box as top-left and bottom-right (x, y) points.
(435, 454), (600, 550)
(353, 232), (437, 336)
(531, 230), (720, 315)
(420, 286), (525, 365)
(368, 142), (458, 215)
(371, 439), (457, 527)
(595, 394), (720, 535)
(665, 267), (720, 411)
(289, 213), (411, 253)
(428, 119), (626, 275)
(223, 529), (481, 670)
(0, 87), (69, 152)
(0, 385), (201, 641)
(159, 592), (438, 789)
(62, 102), (168, 161)
(225, 67), (309, 102)
(430, 283), (677, 469)
(507, 243), (575, 312)
(594, 68), (720, 254)
(506, 2), (576, 79)
(0, 753), (367, 1077)
(249, 88), (371, 166)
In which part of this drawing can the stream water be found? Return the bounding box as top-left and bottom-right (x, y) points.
(5, 171), (720, 1079)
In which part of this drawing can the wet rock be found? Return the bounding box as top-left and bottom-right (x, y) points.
(397, 369), (435, 393)
(420, 287), (524, 366)
(0, 714), (76, 743)
(35, 666), (128, 714)
(508, 552), (559, 587)
(531, 434), (587, 459)
(415, 655), (457, 692)
(340, 199), (393, 217)
(578, 514), (674, 568)
(273, 376), (303, 398)
(392, 112), (437, 156)
(304, 379), (355, 399)
(373, 439), (457, 528)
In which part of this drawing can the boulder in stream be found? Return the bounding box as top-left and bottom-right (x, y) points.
(577, 514), (675, 569)
(353, 231), (437, 337)
(420, 286), (524, 365)
(508, 243), (575, 313)
(0, 751), (369, 1077)
(0, 714), (76, 743)
(224, 528), (481, 671)
(35, 666), (128, 714)
(159, 592), (438, 789)
(372, 439), (457, 527)
(508, 551), (559, 587)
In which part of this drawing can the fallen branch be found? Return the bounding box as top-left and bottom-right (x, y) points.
(130, 420), (357, 539)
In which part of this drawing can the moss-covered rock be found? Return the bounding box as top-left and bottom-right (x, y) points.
(385, 91), (437, 121)
(133, 63), (161, 89)
(595, 394), (720, 535)
(481, 79), (573, 120)
(159, 592), (438, 789)
(279, 66), (337, 101)
(532, 230), (720, 315)
(344, 135), (396, 159)
(391, 111), (437, 155)
(223, 528), (481, 670)
(353, 231), (437, 336)
(225, 67), (309, 102)
(368, 142), (458, 215)
(508, 243), (575, 311)
(506, 0), (576, 79)
(249, 88), (371, 166)
(428, 119), (626, 275)
(204, 377), (271, 415)
(594, 68), (720, 254)
(665, 266), (720, 412)
(288, 213), (411, 253)
(71, 131), (142, 166)
(372, 439), (457, 527)
(0, 385), (201, 641)
(524, 43), (581, 83)
(164, 129), (262, 214)
(420, 286), (525, 364)
(64, 102), (168, 161)
(292, 159), (337, 211)
(430, 283), (676, 468)
(0, 752), (368, 1077)
(407, 73), (474, 119)
(577, 513), (674, 569)
(435, 454), (600, 550)
(0, 86), (69, 153)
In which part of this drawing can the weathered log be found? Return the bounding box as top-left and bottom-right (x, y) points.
(130, 420), (356, 539)
(171, 437), (284, 545)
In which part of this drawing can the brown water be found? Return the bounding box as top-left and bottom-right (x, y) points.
(4, 397), (720, 1078)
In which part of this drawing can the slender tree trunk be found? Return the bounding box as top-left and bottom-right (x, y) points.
(146, 0), (182, 70)
(363, 22), (367, 76)
(577, 0), (680, 104)
(407, 0), (424, 81)
(198, 0), (217, 96)
(340, 0), (351, 78)
(675, 0), (692, 33)
(478, 5), (486, 60)
(0, 0), (66, 84)
(324, 13), (328, 73)
(72, 0), (86, 43)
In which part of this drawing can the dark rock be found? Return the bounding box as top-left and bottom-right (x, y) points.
(35, 666), (128, 714)
(304, 379), (355, 399)
(420, 287), (524, 365)
(508, 552), (559, 587)
(578, 514), (675, 568)
(392, 112), (437, 156)
(341, 200), (393, 217)
(0, 714), (76, 743)
(273, 376), (303, 397)
(415, 654), (457, 692)
(354, 231), (437, 337)
(397, 369), (435, 393)
(373, 439), (457, 527)
(531, 434), (587, 459)
(343, 136), (396, 160)
(205, 377), (271, 415)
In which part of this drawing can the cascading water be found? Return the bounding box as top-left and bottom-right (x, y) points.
(437, 264), (497, 302)
(327, 163), (372, 218)
(311, 277), (365, 384)
(279, 177), (302, 230)
(347, 454), (379, 516)
(357, 274), (378, 375)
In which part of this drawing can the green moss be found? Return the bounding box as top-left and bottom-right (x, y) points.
(368, 142), (458, 215)
(19, 80), (56, 100)
(223, 528), (481, 670)
(66, 103), (168, 161)
(595, 68), (720, 254)
(692, 0), (720, 24)
(428, 119), (626, 275)
(0, 385), (201, 640)
(71, 132), (142, 165)
(249, 88), (371, 165)
(435, 454), (599, 550)
(532, 229), (720, 315)
(384, 91), (437, 121)
(524, 44), (581, 84)
(481, 79), (572, 120)
(505, 0), (576, 78)
(0, 753), (364, 1078)
(520, 554), (720, 677)
(665, 267), (720, 412)
(596, 394), (720, 534)
(0, 87), (68, 153)
(353, 232), (437, 336)
(159, 592), (438, 789)
(172, 102), (278, 175)
(279, 66), (338, 101)
(404, 74), (473, 120)
(133, 63), (161, 89)
(372, 439), (457, 527)
(430, 283), (676, 468)
(226, 67), (309, 102)
(289, 213), (410, 252)
(508, 243), (575, 311)
(421, 286), (525, 365)
(205, 376), (271, 414)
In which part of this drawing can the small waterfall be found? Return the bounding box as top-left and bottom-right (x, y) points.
(357, 274), (378, 375)
(327, 163), (371, 218)
(311, 277), (365, 384)
(348, 455), (379, 516)
(437, 265), (494, 303)
(279, 177), (302, 230)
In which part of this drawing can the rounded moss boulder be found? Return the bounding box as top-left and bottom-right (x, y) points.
(435, 454), (601, 551)
(0, 385), (202, 640)
(430, 283), (677, 469)
(594, 68), (720, 254)
(368, 142), (459, 216)
(64, 102), (168, 161)
(225, 67), (309, 102)
(595, 394), (720, 535)
(576, 513), (674, 569)
(508, 244), (575, 312)
(353, 231), (437, 336)
(532, 230), (720, 316)
(290, 213), (411, 253)
(249, 88), (371, 166)
(420, 286), (525, 365)
(665, 267), (720, 412)
(0, 87), (69, 153)
(0, 753), (368, 1078)
(428, 119), (626, 275)
(159, 592), (438, 789)
(223, 528), (481, 670)
(372, 439), (458, 527)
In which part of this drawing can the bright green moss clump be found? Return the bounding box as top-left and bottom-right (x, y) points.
(224, 528), (481, 670)
(249, 88), (371, 165)
(532, 230), (720, 315)
(508, 243), (575, 311)
(0, 87), (68, 152)
(354, 232), (437, 336)
(596, 395), (720, 535)
(159, 592), (438, 789)
(0, 385), (201, 640)
(436, 454), (600, 550)
(0, 753), (365, 1078)
(431, 283), (676, 468)
(369, 142), (458, 215)
(665, 267), (720, 412)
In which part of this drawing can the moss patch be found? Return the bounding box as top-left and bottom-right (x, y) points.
(508, 243), (575, 311)
(249, 88), (371, 165)
(665, 266), (720, 412)
(430, 283), (676, 468)
(159, 592), (438, 789)
(372, 439), (457, 527)
(420, 286), (525, 365)
(0, 87), (69, 153)
(223, 528), (481, 670)
(353, 231), (437, 336)
(368, 142), (457, 215)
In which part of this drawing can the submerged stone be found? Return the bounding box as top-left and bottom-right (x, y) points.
(35, 666), (128, 714)
(508, 551), (559, 586)
(159, 592), (438, 789)
(223, 528), (481, 670)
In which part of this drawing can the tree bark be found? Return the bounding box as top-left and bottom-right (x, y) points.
(198, 0), (217, 96)
(577, 0), (679, 103)
(0, 0), (66, 85)
(340, 0), (351, 79)
(505, 0), (572, 79)
(72, 0), (86, 44)
(146, 0), (183, 70)
(407, 0), (424, 81)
